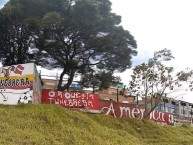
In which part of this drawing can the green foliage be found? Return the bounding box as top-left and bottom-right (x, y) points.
(0, 104), (193, 145)
(80, 69), (121, 91)
(181, 123), (190, 128)
(0, 0), (61, 66)
(129, 48), (193, 117)
(41, 12), (62, 27)
(130, 49), (193, 97)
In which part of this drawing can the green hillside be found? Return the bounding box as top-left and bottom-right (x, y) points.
(0, 105), (193, 145)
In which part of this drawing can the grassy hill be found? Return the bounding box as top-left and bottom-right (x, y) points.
(0, 105), (193, 145)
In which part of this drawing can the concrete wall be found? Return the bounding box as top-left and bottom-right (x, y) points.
(0, 63), (42, 105)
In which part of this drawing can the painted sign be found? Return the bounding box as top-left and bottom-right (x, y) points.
(42, 89), (99, 110)
(0, 63), (42, 105)
(100, 101), (174, 125)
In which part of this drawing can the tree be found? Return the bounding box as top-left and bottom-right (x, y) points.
(32, 0), (137, 90)
(129, 48), (193, 118)
(80, 67), (122, 91)
(0, 0), (65, 66)
(0, 7), (32, 65)
(0, 0), (137, 91)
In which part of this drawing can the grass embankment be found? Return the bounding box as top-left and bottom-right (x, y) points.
(0, 105), (193, 145)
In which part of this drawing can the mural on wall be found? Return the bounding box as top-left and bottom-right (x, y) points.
(0, 88), (32, 104)
(100, 101), (174, 125)
(42, 89), (99, 110)
(0, 63), (41, 105)
(1, 64), (25, 76)
(41, 89), (174, 125)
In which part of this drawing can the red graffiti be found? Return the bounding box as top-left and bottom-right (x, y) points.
(100, 101), (174, 125)
(42, 89), (100, 110)
(2, 65), (24, 76)
(14, 65), (24, 75)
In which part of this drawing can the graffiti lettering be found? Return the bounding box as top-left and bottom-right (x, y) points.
(42, 89), (99, 110)
(102, 103), (117, 117)
(47, 91), (93, 99)
(0, 78), (30, 87)
(149, 110), (165, 121)
(100, 101), (174, 124)
(169, 114), (174, 124)
(48, 98), (95, 108)
(1, 64), (24, 76)
(119, 106), (145, 119)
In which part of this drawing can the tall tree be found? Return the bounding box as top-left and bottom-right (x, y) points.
(33, 0), (137, 90)
(0, 0), (67, 65)
(0, 7), (32, 65)
(129, 48), (193, 118)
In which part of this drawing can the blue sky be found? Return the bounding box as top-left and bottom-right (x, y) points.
(0, 0), (8, 8)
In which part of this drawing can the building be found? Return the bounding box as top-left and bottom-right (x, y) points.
(134, 95), (193, 125)
(42, 78), (81, 90)
(160, 99), (193, 125)
(139, 96), (193, 125)
(98, 86), (136, 103)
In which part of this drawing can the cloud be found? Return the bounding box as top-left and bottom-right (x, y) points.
(0, 0), (9, 9)
(110, 0), (193, 69)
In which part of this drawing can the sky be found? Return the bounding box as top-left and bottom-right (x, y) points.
(111, 0), (193, 78)
(1, 0), (193, 102)
(0, 0), (7, 8)
(110, 0), (193, 102)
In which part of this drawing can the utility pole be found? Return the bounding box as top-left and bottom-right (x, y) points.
(117, 86), (119, 102)
(92, 71), (95, 93)
(137, 94), (139, 105)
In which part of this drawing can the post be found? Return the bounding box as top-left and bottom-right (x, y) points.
(144, 95), (147, 119)
(56, 72), (58, 90)
(137, 94), (139, 105)
(164, 99), (166, 112)
(92, 71), (95, 93)
(191, 105), (193, 125)
(183, 103), (185, 120)
(92, 82), (95, 93)
(117, 86), (119, 102)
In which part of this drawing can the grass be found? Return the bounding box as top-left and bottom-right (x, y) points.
(0, 104), (193, 145)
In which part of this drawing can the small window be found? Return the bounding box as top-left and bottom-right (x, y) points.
(70, 84), (75, 87)
(171, 101), (176, 105)
(76, 84), (81, 88)
(181, 102), (186, 106)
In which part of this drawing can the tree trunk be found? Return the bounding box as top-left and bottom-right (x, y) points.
(65, 70), (75, 91)
(144, 80), (148, 119)
(144, 95), (162, 118)
(57, 68), (67, 90)
(57, 68), (75, 91)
